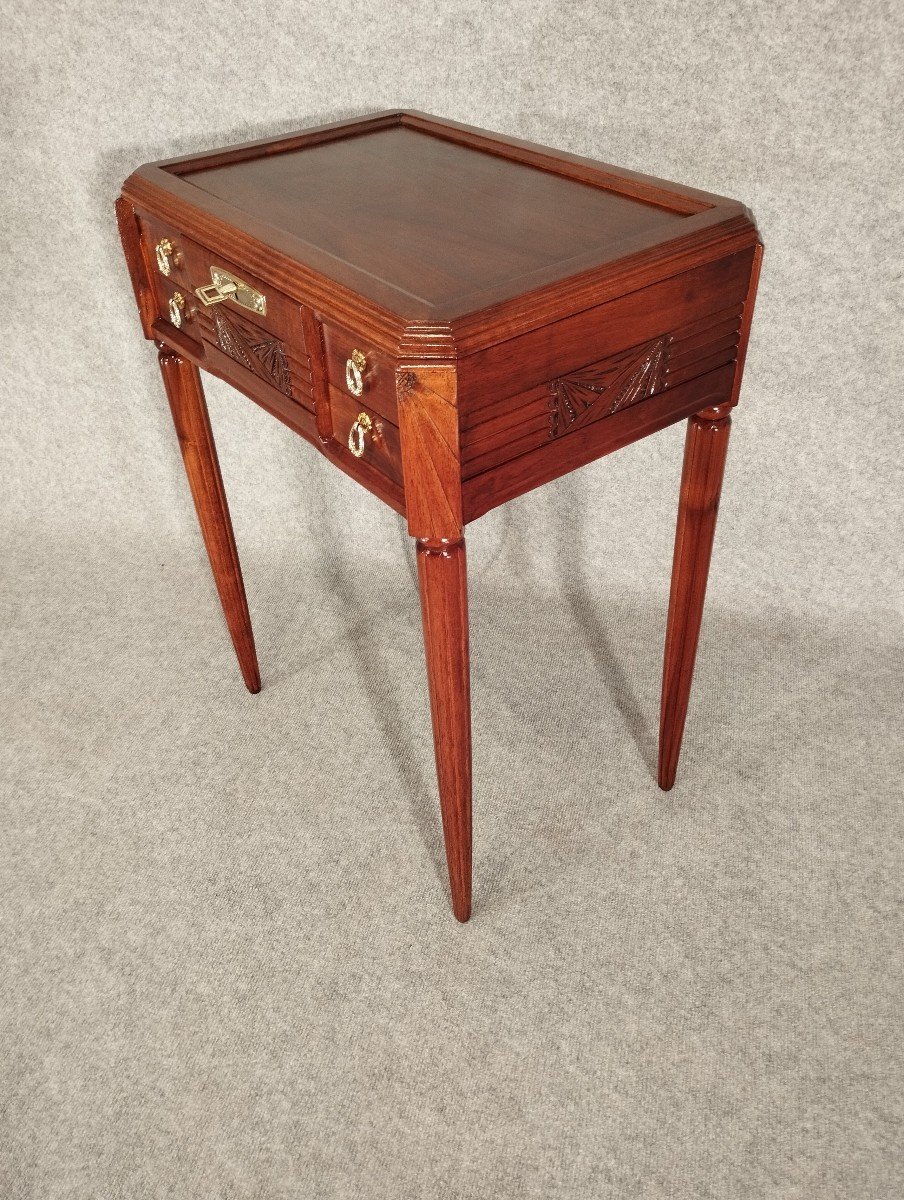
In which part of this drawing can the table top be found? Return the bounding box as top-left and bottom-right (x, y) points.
(124, 112), (755, 335)
(186, 125), (687, 313)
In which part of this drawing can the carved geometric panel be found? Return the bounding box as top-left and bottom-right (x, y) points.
(213, 310), (292, 397)
(549, 336), (670, 439)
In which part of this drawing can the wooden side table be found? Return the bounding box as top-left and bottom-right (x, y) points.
(116, 111), (762, 921)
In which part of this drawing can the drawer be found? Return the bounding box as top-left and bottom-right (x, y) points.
(328, 385), (403, 487)
(139, 213), (193, 290)
(137, 210), (406, 510)
(321, 322), (398, 423)
(139, 215), (314, 410)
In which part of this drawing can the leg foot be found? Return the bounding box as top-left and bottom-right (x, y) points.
(416, 536), (472, 921)
(659, 403), (733, 790)
(158, 347), (261, 693)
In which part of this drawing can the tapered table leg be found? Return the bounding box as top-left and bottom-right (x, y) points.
(658, 401), (734, 790)
(416, 536), (472, 922)
(157, 346), (261, 693)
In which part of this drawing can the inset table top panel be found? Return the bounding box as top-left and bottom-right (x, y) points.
(126, 112), (751, 327)
(183, 126), (687, 313)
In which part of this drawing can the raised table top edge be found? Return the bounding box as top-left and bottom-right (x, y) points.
(121, 110), (760, 362)
(122, 166), (758, 367)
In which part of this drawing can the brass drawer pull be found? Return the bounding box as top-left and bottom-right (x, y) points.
(168, 292), (186, 328)
(155, 238), (181, 276)
(348, 411), (373, 457)
(345, 349), (367, 397)
(195, 279), (237, 306)
(194, 267), (266, 317)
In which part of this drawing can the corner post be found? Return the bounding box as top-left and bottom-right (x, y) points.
(397, 365), (471, 921)
(659, 243), (763, 788)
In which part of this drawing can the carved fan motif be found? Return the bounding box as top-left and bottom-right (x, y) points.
(549, 336), (670, 438)
(214, 310), (292, 397)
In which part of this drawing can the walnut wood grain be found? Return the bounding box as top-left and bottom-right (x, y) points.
(457, 302), (744, 482)
(463, 364), (737, 523)
(114, 196), (155, 338)
(397, 366), (472, 918)
(300, 304), (333, 440)
(122, 111), (758, 356)
(416, 536), (472, 922)
(658, 240), (763, 789)
(157, 346), (261, 694)
(396, 366), (462, 538)
(153, 283), (315, 416)
(327, 386), (403, 487)
(728, 242), (764, 408)
(455, 249), (753, 423)
(658, 402), (734, 790)
(321, 322), (399, 424)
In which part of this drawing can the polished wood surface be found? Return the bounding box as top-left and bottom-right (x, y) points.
(157, 347), (261, 694)
(465, 362), (740, 524)
(321, 321), (399, 424)
(396, 365), (471, 917)
(658, 401), (734, 791)
(185, 125), (689, 313)
(123, 111), (756, 345)
(416, 537), (472, 922)
(117, 111), (763, 920)
(659, 241), (763, 790)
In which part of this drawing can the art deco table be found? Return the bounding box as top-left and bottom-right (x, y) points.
(116, 111), (762, 921)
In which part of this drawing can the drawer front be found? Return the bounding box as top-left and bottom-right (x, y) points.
(458, 248), (755, 479)
(134, 209), (406, 515)
(321, 322), (398, 423)
(140, 213), (194, 291)
(328, 386), (403, 487)
(139, 213), (314, 411)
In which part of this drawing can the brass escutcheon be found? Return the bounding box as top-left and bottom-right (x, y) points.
(348, 411), (373, 458)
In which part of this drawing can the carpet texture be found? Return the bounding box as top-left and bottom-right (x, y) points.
(2, 1), (902, 1196)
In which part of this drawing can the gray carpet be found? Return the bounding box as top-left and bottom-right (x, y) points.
(3, 0), (903, 1195)
(3, 450), (903, 1197)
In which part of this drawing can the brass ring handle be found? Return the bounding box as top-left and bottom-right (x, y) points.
(348, 411), (373, 458)
(155, 238), (181, 276)
(168, 292), (186, 328)
(345, 349), (367, 397)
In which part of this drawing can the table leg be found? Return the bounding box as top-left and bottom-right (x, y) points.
(658, 401), (733, 790)
(416, 536), (472, 922)
(157, 346), (261, 694)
